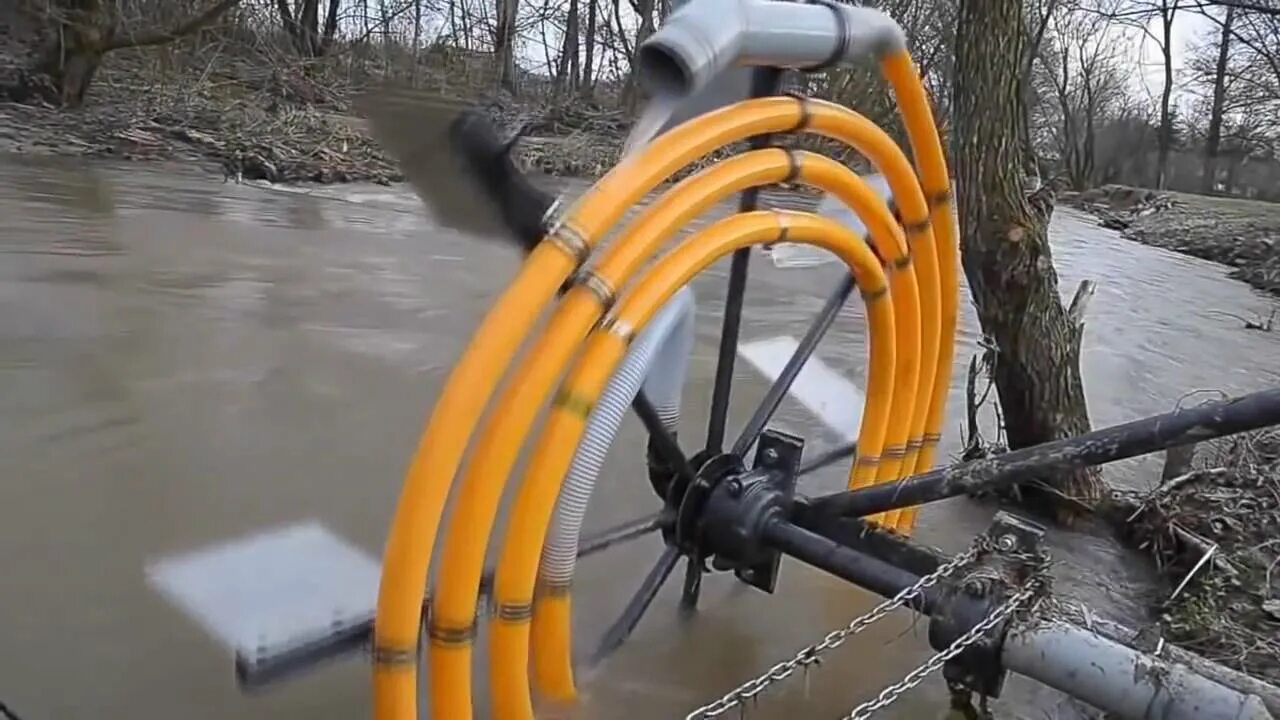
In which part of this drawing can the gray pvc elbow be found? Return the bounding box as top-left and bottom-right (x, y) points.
(638, 0), (907, 99)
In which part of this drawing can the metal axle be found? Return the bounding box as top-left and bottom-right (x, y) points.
(694, 429), (1279, 720)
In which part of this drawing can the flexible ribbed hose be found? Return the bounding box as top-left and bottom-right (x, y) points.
(540, 286), (696, 589)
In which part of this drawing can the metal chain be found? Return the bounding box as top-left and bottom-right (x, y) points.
(840, 581), (1040, 720)
(684, 542), (984, 720)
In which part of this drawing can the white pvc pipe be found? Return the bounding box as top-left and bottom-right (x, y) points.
(637, 0), (905, 99)
(1003, 620), (1275, 720)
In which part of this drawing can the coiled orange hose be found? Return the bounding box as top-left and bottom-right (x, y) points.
(505, 210), (892, 718)
(486, 151), (911, 718)
(373, 97), (804, 720)
(373, 49), (958, 720)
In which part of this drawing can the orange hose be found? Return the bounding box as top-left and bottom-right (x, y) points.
(797, 160), (919, 529)
(374, 97), (811, 720)
(881, 50), (961, 532)
(512, 210), (892, 712)
(435, 150), (791, 720)
(376, 79), (953, 720)
(802, 107), (940, 506)
(484, 152), (910, 716)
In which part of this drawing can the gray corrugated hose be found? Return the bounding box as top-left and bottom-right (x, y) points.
(539, 286), (696, 589)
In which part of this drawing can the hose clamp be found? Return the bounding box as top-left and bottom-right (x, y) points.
(600, 314), (635, 344)
(543, 198), (592, 269)
(546, 222), (591, 269)
(575, 270), (617, 314)
(784, 91), (813, 132)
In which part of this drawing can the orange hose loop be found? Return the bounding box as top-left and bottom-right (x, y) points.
(479, 151), (912, 718)
(880, 50), (960, 532)
(505, 209), (893, 715)
(374, 65), (957, 719)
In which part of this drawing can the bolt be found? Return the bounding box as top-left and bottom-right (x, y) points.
(762, 448), (779, 463)
(726, 479), (743, 498)
(996, 534), (1018, 552)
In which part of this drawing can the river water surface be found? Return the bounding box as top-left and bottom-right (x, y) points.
(2, 154), (1279, 719)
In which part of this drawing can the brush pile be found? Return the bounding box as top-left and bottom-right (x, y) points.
(1122, 426), (1280, 684)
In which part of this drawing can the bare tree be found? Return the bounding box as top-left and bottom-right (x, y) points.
(496, 0), (520, 90)
(275, 0), (342, 57)
(14, 0), (244, 106)
(1202, 3), (1236, 191)
(1107, 0), (1182, 188)
(952, 0), (1106, 507)
(1035, 1), (1130, 188)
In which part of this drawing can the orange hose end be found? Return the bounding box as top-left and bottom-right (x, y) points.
(531, 593), (577, 702)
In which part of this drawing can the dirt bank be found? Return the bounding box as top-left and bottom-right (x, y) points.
(0, 48), (629, 184)
(1065, 184), (1280, 297)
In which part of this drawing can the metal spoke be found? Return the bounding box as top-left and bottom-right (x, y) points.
(591, 544), (682, 664)
(577, 511), (671, 559)
(797, 441), (858, 477)
(679, 555), (704, 612)
(732, 272), (855, 458)
(633, 390), (697, 484)
(704, 66), (783, 456)
(705, 248), (753, 454)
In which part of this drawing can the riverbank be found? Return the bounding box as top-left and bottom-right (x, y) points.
(1065, 184), (1280, 297)
(0, 47), (628, 183)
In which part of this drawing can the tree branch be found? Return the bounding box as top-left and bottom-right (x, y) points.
(105, 0), (245, 51)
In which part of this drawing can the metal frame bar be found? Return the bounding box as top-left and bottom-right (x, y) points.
(803, 387), (1280, 519)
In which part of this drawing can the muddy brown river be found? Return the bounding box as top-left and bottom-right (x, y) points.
(2, 153), (1279, 719)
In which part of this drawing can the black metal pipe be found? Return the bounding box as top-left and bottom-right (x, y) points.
(789, 507), (945, 578)
(807, 387), (1280, 518)
(732, 272), (855, 457)
(762, 519), (937, 614)
(704, 67), (784, 455)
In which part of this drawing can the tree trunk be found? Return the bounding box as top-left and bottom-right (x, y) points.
(495, 0), (520, 92)
(623, 0), (655, 110)
(580, 0), (596, 96)
(568, 0), (580, 89)
(1202, 4), (1234, 195)
(24, 0), (241, 107)
(952, 0), (1106, 508)
(1155, 1), (1177, 190)
(411, 0), (423, 85)
(320, 0), (341, 55)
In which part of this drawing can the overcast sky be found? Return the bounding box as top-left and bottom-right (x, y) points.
(1136, 10), (1214, 99)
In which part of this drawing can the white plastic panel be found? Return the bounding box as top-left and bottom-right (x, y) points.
(737, 335), (865, 442)
(145, 521), (381, 659)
